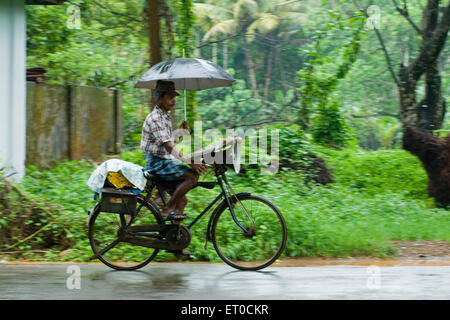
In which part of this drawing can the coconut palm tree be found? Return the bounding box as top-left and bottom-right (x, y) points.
(245, 1), (308, 102)
(194, 0), (307, 100)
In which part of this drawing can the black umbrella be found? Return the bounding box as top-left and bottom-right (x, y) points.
(135, 57), (235, 120)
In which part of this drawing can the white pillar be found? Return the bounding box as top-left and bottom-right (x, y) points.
(0, 0), (26, 182)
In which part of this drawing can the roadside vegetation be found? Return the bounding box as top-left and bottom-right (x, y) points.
(1, 132), (449, 262)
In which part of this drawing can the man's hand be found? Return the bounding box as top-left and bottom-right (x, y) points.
(163, 142), (207, 175)
(191, 163), (207, 175)
(174, 121), (189, 142)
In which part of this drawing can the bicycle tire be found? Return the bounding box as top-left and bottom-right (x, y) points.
(211, 194), (287, 271)
(88, 198), (163, 271)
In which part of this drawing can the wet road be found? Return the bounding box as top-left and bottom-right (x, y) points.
(0, 262), (449, 300)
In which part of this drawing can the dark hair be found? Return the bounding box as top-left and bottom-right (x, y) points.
(153, 90), (164, 102)
(154, 80), (178, 101)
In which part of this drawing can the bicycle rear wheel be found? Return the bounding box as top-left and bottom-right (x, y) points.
(88, 198), (162, 271)
(211, 194), (287, 271)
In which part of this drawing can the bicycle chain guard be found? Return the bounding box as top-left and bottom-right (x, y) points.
(123, 224), (191, 251)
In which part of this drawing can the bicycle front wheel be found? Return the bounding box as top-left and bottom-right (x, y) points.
(88, 198), (162, 271)
(212, 194), (287, 271)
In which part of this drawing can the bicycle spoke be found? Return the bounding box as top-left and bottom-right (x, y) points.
(212, 195), (286, 271)
(91, 238), (121, 260)
(88, 199), (162, 271)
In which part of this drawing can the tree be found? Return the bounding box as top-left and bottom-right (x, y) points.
(354, 0), (450, 207)
(147, 0), (162, 67)
(195, 0), (259, 98)
(26, 1), (146, 87)
(245, 1), (307, 104)
(355, 0), (449, 130)
(296, 11), (365, 147)
(195, 0), (306, 100)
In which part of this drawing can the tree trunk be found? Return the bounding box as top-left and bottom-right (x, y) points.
(223, 41), (228, 69)
(368, 0), (449, 131)
(195, 29), (201, 58)
(263, 45), (275, 107)
(242, 35), (259, 99)
(403, 126), (450, 208)
(147, 0), (162, 110)
(418, 59), (446, 130)
(148, 0), (162, 66)
(212, 38), (218, 64)
(275, 46), (288, 94)
(397, 65), (419, 127)
(395, 0), (449, 128)
(392, 1), (450, 207)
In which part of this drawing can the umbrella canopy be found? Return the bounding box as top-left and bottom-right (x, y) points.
(135, 58), (235, 90)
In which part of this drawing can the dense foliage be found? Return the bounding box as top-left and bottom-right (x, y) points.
(6, 0), (447, 262)
(1, 144), (449, 262)
(24, 0), (449, 150)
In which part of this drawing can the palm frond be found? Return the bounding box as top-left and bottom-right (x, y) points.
(202, 19), (237, 41)
(193, 3), (233, 21)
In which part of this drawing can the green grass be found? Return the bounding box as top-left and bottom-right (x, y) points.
(228, 162), (449, 258)
(313, 147), (431, 201)
(1, 146), (449, 262)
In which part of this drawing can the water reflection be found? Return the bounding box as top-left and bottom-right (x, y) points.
(208, 268), (284, 298)
(87, 268), (189, 297)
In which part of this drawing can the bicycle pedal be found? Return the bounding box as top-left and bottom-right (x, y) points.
(164, 216), (190, 222)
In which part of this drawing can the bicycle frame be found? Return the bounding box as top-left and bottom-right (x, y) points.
(146, 171), (250, 235)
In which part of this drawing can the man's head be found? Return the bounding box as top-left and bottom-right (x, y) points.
(154, 80), (180, 110)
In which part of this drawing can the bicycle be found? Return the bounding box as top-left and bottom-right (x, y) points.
(87, 142), (287, 271)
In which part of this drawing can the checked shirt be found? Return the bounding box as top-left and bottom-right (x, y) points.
(140, 106), (174, 160)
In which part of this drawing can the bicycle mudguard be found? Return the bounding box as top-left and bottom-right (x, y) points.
(205, 192), (251, 242)
(87, 202), (101, 225)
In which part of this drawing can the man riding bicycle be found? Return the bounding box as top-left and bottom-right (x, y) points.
(140, 80), (207, 257)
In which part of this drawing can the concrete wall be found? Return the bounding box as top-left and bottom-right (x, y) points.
(0, 0), (26, 181)
(26, 83), (69, 169)
(26, 82), (122, 169)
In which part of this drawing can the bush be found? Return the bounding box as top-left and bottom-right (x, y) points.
(0, 173), (73, 259)
(311, 100), (355, 148)
(312, 147), (430, 202)
(1, 144), (448, 262)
